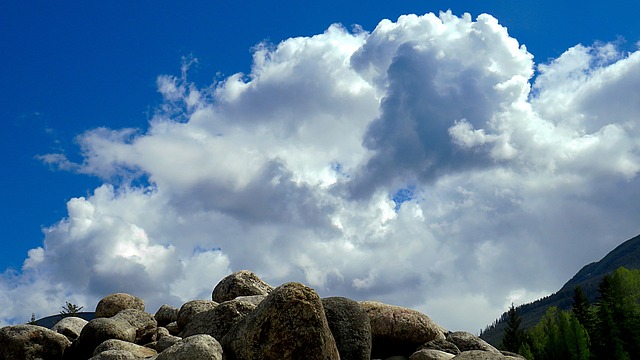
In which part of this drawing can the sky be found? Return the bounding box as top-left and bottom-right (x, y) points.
(2, 1), (640, 333)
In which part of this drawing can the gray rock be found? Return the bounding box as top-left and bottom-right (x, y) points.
(154, 305), (179, 327)
(176, 300), (218, 331)
(322, 296), (372, 360)
(446, 332), (500, 354)
(95, 293), (145, 318)
(89, 350), (137, 360)
(451, 350), (506, 359)
(74, 309), (157, 358)
(410, 349), (456, 360)
(418, 339), (461, 355)
(52, 316), (88, 342)
(361, 301), (446, 358)
(93, 339), (157, 357)
(180, 297), (259, 340)
(156, 334), (223, 360)
(222, 282), (340, 360)
(211, 270), (273, 303)
(500, 351), (525, 359)
(155, 333), (182, 353)
(0, 324), (71, 360)
(164, 322), (180, 335)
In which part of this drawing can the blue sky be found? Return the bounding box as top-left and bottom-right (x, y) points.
(2, 1), (640, 331)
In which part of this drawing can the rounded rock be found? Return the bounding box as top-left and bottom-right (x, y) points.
(95, 293), (145, 318)
(212, 270), (273, 303)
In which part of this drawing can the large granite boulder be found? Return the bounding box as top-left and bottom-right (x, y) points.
(154, 305), (179, 327)
(212, 270), (273, 303)
(411, 349), (456, 360)
(418, 339), (461, 355)
(322, 296), (372, 360)
(176, 300), (218, 331)
(221, 282), (340, 360)
(155, 334), (223, 360)
(72, 309), (157, 358)
(445, 332), (500, 354)
(88, 350), (137, 360)
(361, 301), (446, 358)
(95, 293), (145, 318)
(180, 296), (261, 340)
(52, 316), (88, 342)
(450, 350), (506, 359)
(92, 339), (157, 357)
(0, 324), (71, 360)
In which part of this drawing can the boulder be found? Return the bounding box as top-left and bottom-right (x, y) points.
(0, 324), (71, 360)
(73, 309), (157, 358)
(180, 296), (260, 340)
(154, 304), (179, 327)
(156, 334), (223, 360)
(52, 316), (88, 342)
(321, 296), (372, 360)
(89, 350), (137, 360)
(95, 293), (145, 318)
(361, 301), (446, 359)
(161, 321), (179, 335)
(445, 332), (500, 354)
(212, 270), (273, 303)
(410, 349), (456, 360)
(176, 300), (218, 331)
(450, 350), (505, 359)
(418, 339), (461, 355)
(93, 339), (157, 357)
(145, 327), (181, 353)
(221, 282), (340, 360)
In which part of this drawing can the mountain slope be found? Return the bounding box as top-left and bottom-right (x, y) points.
(480, 233), (640, 346)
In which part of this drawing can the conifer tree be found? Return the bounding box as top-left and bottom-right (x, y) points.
(571, 285), (596, 338)
(60, 301), (84, 318)
(502, 303), (526, 354)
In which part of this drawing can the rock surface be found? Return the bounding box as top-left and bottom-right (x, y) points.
(410, 349), (456, 360)
(322, 296), (372, 360)
(95, 293), (145, 318)
(362, 301), (446, 358)
(154, 305), (179, 327)
(446, 332), (500, 354)
(51, 316), (88, 342)
(418, 339), (461, 355)
(0, 324), (71, 360)
(180, 296), (259, 340)
(222, 282), (340, 360)
(72, 309), (157, 359)
(211, 270), (273, 303)
(176, 300), (218, 331)
(155, 334), (223, 360)
(93, 339), (157, 357)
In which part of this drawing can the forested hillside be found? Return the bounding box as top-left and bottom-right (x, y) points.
(481, 233), (640, 345)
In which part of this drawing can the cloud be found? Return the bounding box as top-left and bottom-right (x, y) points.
(3, 11), (640, 333)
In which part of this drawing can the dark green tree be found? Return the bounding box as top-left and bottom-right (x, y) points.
(502, 303), (526, 354)
(571, 286), (596, 338)
(60, 301), (84, 318)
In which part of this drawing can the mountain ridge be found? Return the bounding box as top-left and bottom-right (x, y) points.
(480, 233), (640, 345)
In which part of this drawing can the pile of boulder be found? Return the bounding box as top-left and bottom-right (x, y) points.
(0, 270), (524, 360)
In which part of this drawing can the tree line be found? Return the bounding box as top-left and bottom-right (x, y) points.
(501, 267), (640, 360)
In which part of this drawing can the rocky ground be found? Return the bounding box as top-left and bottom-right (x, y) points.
(0, 270), (524, 360)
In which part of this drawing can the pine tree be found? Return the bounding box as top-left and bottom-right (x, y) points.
(571, 286), (596, 339)
(502, 303), (526, 354)
(60, 301), (84, 318)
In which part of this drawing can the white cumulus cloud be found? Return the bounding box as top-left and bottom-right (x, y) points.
(3, 11), (640, 333)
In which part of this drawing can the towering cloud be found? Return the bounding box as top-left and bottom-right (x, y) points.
(3, 12), (640, 331)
